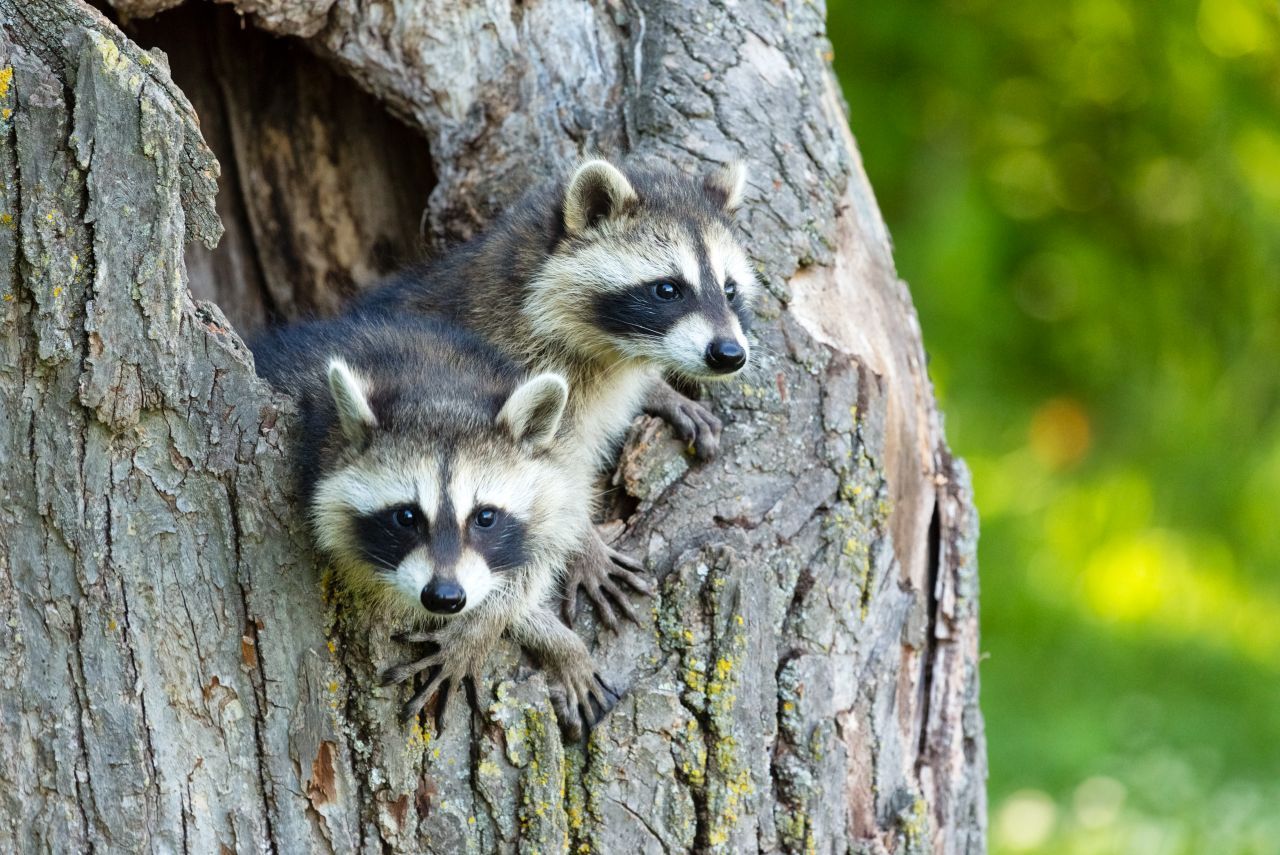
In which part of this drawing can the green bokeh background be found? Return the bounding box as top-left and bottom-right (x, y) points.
(827, 0), (1280, 852)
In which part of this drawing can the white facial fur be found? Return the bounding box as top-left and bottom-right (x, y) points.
(388, 551), (497, 617)
(662, 315), (714, 375)
(312, 440), (584, 618)
(526, 243), (678, 355)
(525, 160), (759, 384)
(659, 314), (747, 378)
(448, 456), (548, 522)
(389, 551), (433, 607)
(529, 226), (754, 369)
(704, 223), (757, 302)
(609, 226), (753, 378)
(676, 242), (702, 292)
(311, 458), (441, 555)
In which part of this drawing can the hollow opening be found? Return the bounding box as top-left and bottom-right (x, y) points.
(112, 3), (436, 335)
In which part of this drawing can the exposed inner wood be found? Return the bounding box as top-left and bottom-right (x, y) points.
(123, 3), (435, 334)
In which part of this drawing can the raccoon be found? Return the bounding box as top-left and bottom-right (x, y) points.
(354, 157), (758, 627)
(251, 315), (618, 733)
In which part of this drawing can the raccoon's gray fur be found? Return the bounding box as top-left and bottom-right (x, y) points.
(251, 315), (618, 733)
(354, 158), (757, 626)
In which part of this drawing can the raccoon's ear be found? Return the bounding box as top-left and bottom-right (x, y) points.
(327, 357), (378, 445)
(704, 161), (748, 212)
(498, 372), (569, 450)
(562, 159), (638, 234)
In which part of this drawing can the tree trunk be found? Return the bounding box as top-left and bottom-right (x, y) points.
(0, 0), (986, 852)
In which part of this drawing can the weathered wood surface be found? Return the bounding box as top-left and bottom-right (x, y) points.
(0, 0), (986, 852)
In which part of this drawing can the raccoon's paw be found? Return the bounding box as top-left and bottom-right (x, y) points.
(650, 394), (721, 458)
(562, 537), (656, 630)
(661, 396), (723, 460)
(380, 636), (482, 730)
(551, 667), (621, 738)
(643, 381), (724, 459)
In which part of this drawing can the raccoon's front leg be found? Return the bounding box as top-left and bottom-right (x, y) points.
(381, 620), (502, 728)
(511, 605), (621, 737)
(643, 379), (724, 459)
(562, 526), (655, 629)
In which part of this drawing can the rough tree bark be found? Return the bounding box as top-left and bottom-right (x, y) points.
(0, 0), (986, 853)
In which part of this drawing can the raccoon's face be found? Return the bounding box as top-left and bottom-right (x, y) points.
(311, 360), (573, 618)
(529, 159), (759, 381)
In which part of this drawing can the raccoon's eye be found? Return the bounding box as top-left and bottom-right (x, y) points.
(473, 507), (499, 528)
(391, 506), (418, 529)
(650, 281), (682, 302)
(724, 280), (738, 302)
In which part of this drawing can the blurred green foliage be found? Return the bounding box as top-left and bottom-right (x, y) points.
(827, 0), (1280, 851)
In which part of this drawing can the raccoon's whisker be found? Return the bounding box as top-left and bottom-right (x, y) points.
(362, 554), (400, 574)
(614, 321), (669, 338)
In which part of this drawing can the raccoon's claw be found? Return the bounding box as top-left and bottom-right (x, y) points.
(399, 667), (452, 727)
(553, 668), (620, 738)
(379, 643), (444, 687)
(604, 544), (647, 575)
(562, 542), (654, 630)
(596, 670), (622, 696)
(397, 664), (484, 730)
(670, 398), (723, 460)
(391, 631), (442, 646)
(383, 634), (483, 730)
(646, 384), (724, 460)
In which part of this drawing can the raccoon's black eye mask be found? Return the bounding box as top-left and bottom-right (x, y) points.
(593, 279), (697, 339)
(355, 503), (426, 571)
(467, 507), (528, 571)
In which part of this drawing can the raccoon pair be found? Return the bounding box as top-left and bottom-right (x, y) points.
(251, 158), (757, 734)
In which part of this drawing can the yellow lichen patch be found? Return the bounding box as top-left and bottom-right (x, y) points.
(107, 619), (118, 632)
(402, 719), (429, 750)
(683, 656), (707, 695)
(0, 67), (12, 100)
(1, 109), (10, 121)
(52, 287), (62, 299)
(94, 35), (126, 73)
(2, 294), (13, 303)
(0, 213), (11, 227)
(900, 796), (930, 846)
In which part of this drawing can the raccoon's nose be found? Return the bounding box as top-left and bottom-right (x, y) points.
(420, 581), (466, 614)
(705, 340), (746, 373)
